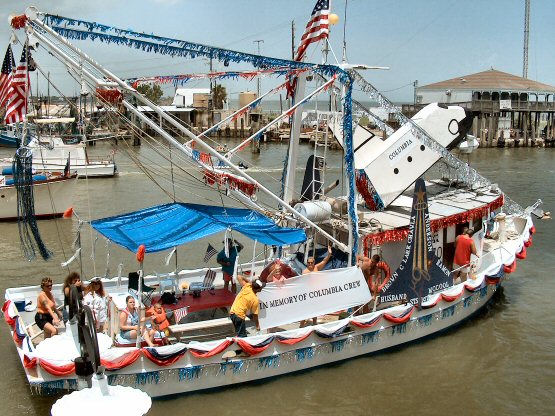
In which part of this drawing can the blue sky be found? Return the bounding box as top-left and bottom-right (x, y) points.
(1, 0), (554, 103)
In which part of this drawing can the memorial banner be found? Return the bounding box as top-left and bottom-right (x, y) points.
(257, 266), (370, 330)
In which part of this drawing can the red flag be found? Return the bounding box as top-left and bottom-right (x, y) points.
(4, 46), (30, 124)
(0, 45), (15, 108)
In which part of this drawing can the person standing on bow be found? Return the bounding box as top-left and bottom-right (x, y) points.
(229, 274), (265, 337)
(453, 228), (479, 284)
(356, 254), (390, 313)
(217, 238), (244, 293)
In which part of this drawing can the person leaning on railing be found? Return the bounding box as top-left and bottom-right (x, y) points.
(453, 228), (479, 284)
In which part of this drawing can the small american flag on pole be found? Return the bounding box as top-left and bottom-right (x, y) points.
(204, 243), (218, 263)
(295, 0), (330, 62)
(0, 45), (15, 108)
(173, 306), (188, 324)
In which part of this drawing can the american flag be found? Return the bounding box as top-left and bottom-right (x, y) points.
(173, 306), (188, 324)
(0, 45), (15, 108)
(286, 0), (330, 98)
(4, 46), (30, 125)
(203, 243), (218, 263)
(295, 0), (330, 62)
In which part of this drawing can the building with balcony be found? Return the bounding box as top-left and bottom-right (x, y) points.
(406, 69), (555, 146)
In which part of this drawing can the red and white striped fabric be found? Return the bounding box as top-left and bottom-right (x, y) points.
(173, 306), (188, 323)
(0, 45), (14, 108)
(286, 0), (329, 98)
(4, 46), (30, 124)
(294, 0), (330, 62)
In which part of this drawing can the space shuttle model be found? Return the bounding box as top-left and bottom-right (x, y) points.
(334, 103), (473, 208)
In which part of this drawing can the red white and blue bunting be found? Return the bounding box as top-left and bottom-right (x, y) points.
(188, 339), (234, 358)
(363, 195), (505, 251)
(130, 68), (310, 89)
(2, 301), (17, 328)
(143, 343), (188, 366)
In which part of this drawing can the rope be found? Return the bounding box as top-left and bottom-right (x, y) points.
(13, 147), (52, 260)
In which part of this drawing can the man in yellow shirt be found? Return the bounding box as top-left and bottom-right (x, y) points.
(229, 274), (265, 337)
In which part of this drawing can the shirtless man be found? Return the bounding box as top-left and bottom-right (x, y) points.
(302, 244), (333, 275)
(356, 254), (384, 313)
(357, 255), (380, 288)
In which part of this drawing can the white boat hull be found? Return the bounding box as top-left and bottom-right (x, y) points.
(5, 278), (503, 397)
(0, 175), (77, 220)
(1, 135), (118, 178)
(4, 213), (532, 397)
(30, 161), (117, 178)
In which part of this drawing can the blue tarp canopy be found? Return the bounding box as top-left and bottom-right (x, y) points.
(90, 203), (307, 253)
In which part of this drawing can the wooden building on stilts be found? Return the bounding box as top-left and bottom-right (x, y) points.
(403, 69), (555, 147)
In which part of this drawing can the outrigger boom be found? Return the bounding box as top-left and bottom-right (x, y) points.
(25, 6), (349, 252)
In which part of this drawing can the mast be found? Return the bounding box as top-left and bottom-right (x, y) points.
(291, 21), (295, 60)
(282, 73), (307, 206)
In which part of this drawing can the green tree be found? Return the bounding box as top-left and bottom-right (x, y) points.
(212, 84), (227, 109)
(137, 83), (164, 104)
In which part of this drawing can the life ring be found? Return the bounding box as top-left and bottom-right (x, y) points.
(369, 261), (391, 293)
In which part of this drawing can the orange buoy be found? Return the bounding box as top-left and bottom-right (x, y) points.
(136, 244), (146, 263)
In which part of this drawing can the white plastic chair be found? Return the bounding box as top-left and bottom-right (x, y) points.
(156, 272), (178, 294)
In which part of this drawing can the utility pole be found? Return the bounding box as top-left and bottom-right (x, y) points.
(253, 40), (264, 98)
(413, 80), (418, 105)
(523, 0), (530, 78)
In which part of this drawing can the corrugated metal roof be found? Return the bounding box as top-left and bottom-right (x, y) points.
(419, 69), (555, 92)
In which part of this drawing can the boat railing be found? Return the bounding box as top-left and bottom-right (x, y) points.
(86, 154), (115, 163)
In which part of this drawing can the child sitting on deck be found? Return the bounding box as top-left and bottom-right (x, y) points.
(149, 303), (171, 345)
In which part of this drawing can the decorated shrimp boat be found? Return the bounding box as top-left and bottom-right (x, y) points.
(2, 6), (540, 398)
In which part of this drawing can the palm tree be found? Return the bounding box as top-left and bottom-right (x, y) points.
(212, 84), (227, 109)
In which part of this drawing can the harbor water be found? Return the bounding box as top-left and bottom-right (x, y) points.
(0, 141), (554, 415)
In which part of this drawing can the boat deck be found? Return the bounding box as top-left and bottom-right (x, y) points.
(354, 182), (502, 236)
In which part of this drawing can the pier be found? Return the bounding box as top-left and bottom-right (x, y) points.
(405, 68), (555, 148)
